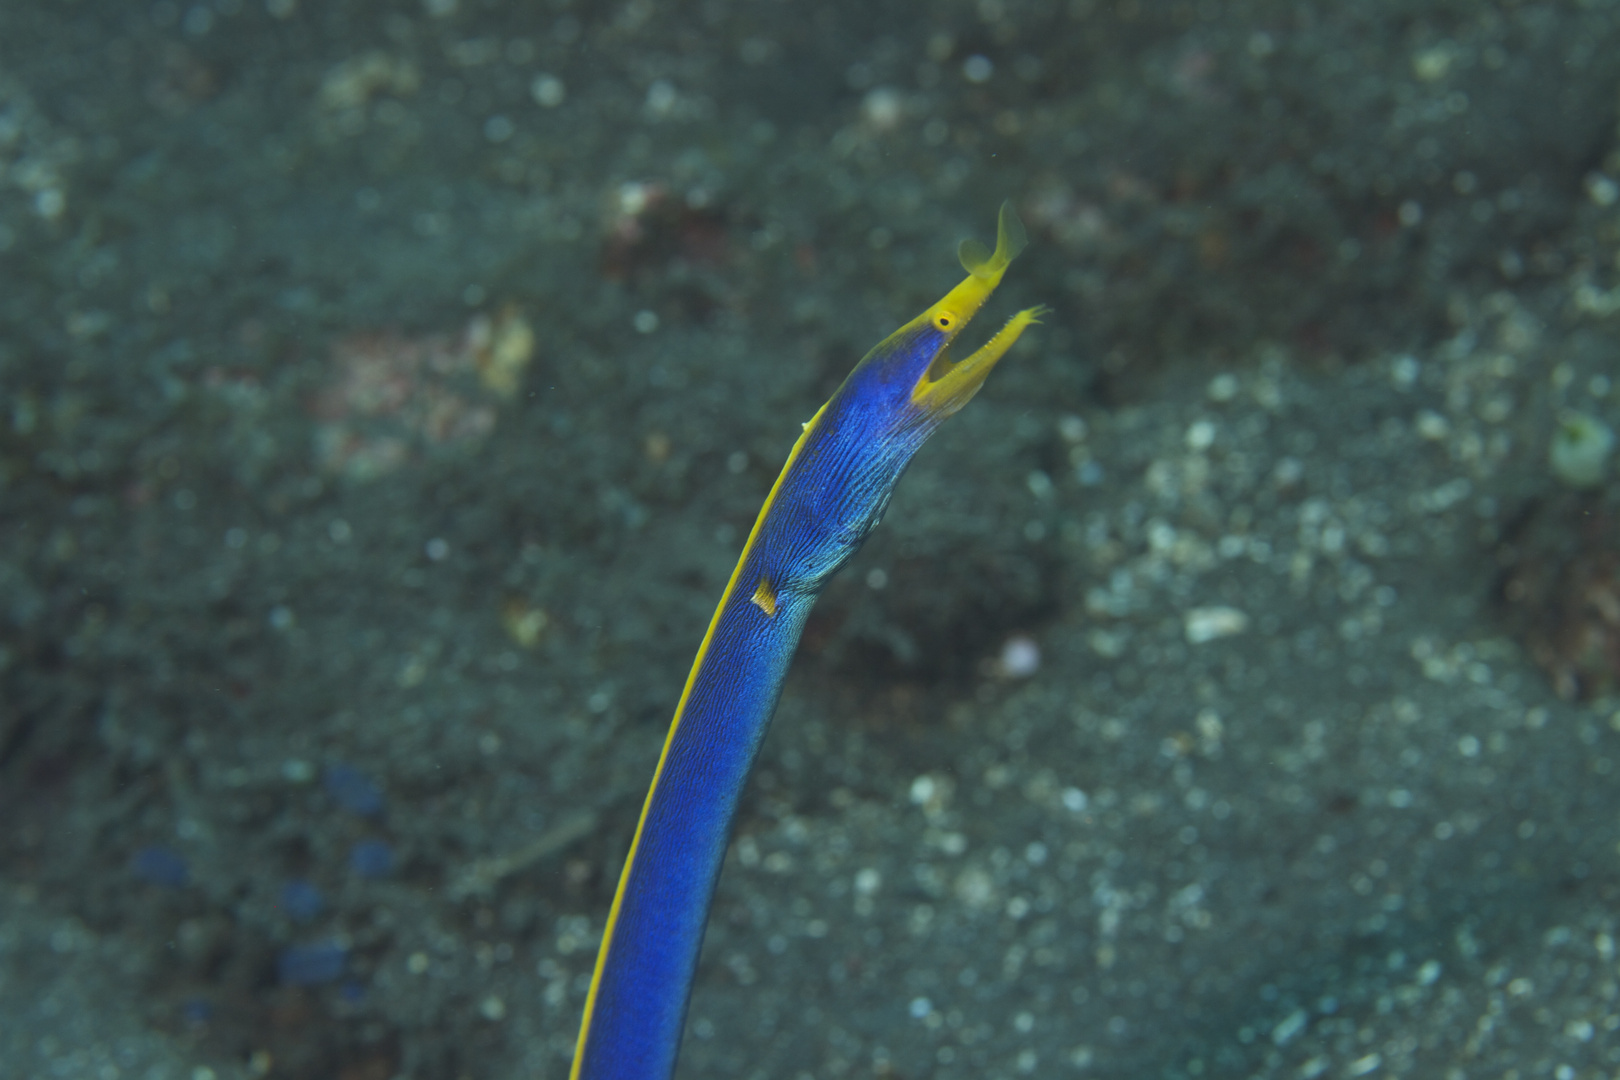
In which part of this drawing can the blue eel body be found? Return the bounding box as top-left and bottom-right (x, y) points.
(572, 203), (1044, 1080)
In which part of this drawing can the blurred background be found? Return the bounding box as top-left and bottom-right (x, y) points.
(2, 0), (1620, 1077)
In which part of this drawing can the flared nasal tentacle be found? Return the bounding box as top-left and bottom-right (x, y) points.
(957, 199), (1029, 280)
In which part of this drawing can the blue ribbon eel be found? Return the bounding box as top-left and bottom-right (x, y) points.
(570, 202), (1045, 1080)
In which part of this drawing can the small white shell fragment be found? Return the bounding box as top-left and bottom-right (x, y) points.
(1271, 1008), (1308, 1046)
(1184, 606), (1250, 644)
(861, 86), (904, 130)
(996, 634), (1041, 677)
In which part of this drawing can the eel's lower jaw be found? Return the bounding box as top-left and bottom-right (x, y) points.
(911, 306), (1045, 419)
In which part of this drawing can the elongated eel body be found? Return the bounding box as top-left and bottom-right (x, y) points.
(572, 203), (1044, 1080)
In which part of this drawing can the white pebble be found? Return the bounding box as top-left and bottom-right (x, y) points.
(997, 634), (1041, 677)
(1184, 606), (1249, 643)
(531, 74), (566, 107)
(861, 87), (904, 130)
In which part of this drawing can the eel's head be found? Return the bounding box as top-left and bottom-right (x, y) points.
(851, 201), (1046, 429)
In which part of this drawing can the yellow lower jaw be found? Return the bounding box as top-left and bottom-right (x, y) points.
(913, 305), (1048, 418)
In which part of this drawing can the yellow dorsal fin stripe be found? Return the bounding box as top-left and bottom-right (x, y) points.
(570, 400), (827, 1078)
(750, 576), (778, 617)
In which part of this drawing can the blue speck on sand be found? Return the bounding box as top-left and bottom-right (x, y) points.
(349, 839), (395, 879)
(340, 981), (366, 1003)
(278, 942), (348, 986)
(280, 879), (325, 922)
(182, 999), (213, 1025)
(130, 845), (189, 887)
(322, 763), (383, 817)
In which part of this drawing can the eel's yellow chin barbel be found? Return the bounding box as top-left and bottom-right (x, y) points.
(570, 203), (1043, 1080)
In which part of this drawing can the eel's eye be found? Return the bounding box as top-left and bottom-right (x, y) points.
(935, 314), (952, 329)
